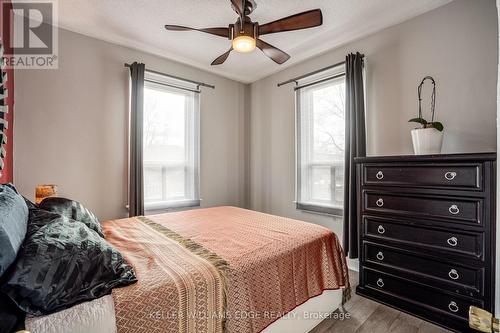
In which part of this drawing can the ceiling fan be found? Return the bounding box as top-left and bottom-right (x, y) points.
(165, 0), (323, 66)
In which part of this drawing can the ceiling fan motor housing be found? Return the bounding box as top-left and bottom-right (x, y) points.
(230, 19), (258, 40)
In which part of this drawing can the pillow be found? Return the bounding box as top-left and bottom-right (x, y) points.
(0, 184), (28, 276)
(39, 197), (104, 237)
(25, 207), (65, 238)
(0, 292), (25, 333)
(23, 196), (38, 211)
(1, 216), (137, 315)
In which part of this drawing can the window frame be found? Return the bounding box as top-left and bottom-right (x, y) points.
(295, 67), (346, 216)
(142, 76), (201, 211)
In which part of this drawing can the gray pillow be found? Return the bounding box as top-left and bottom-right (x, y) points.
(39, 197), (104, 237)
(0, 184), (28, 276)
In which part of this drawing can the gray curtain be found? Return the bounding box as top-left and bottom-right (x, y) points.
(128, 62), (145, 217)
(343, 52), (366, 259)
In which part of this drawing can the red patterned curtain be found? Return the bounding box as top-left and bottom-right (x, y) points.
(0, 0), (14, 183)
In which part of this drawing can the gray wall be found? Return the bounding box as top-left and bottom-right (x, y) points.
(14, 29), (249, 220)
(249, 0), (498, 239)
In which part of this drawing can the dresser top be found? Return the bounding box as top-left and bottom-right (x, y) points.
(354, 152), (496, 163)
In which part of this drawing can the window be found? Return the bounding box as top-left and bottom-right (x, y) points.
(296, 67), (346, 215)
(143, 72), (200, 210)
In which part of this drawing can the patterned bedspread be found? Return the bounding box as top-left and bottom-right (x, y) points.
(103, 206), (348, 333)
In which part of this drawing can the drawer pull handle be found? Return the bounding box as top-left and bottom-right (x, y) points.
(447, 236), (458, 247)
(448, 269), (460, 280)
(445, 171), (457, 181)
(376, 278), (384, 288)
(376, 171), (384, 180)
(376, 251), (384, 260)
(376, 198), (384, 207)
(448, 204), (460, 215)
(377, 225), (386, 235)
(448, 301), (459, 313)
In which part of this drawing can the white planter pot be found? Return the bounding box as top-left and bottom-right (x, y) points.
(411, 128), (443, 155)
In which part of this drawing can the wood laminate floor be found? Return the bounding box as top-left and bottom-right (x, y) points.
(309, 270), (452, 333)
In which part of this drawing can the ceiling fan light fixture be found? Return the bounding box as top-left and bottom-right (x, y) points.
(165, 2), (323, 65)
(232, 35), (256, 53)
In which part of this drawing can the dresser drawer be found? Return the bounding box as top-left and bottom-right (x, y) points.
(363, 217), (483, 259)
(364, 191), (482, 225)
(363, 163), (481, 190)
(363, 268), (483, 321)
(363, 242), (483, 295)
(356, 154), (496, 332)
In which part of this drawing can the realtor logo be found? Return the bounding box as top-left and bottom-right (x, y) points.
(2, 0), (58, 69)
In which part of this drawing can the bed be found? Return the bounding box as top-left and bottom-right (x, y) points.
(25, 206), (349, 333)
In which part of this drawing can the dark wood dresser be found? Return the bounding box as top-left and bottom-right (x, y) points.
(355, 153), (496, 332)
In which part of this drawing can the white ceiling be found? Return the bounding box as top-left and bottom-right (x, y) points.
(58, 0), (452, 83)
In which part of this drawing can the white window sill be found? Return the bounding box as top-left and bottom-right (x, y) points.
(145, 199), (201, 211)
(125, 199), (201, 215)
(295, 202), (344, 217)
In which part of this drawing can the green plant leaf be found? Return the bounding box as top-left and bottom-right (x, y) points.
(431, 121), (444, 131)
(408, 117), (428, 125)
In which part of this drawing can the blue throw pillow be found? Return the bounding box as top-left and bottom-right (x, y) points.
(0, 184), (28, 276)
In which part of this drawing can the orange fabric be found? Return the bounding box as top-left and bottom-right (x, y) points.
(104, 206), (348, 333)
(103, 218), (225, 333)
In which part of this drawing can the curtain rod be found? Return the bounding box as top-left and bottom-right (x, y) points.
(124, 63), (215, 89)
(277, 60), (346, 87)
(145, 78), (201, 93)
(294, 72), (346, 91)
(277, 55), (364, 87)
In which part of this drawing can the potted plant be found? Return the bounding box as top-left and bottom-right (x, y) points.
(409, 76), (444, 155)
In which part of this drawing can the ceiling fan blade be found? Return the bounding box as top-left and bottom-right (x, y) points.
(211, 48), (233, 65)
(258, 9), (323, 35)
(231, 0), (245, 17)
(256, 39), (290, 64)
(165, 25), (229, 38)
